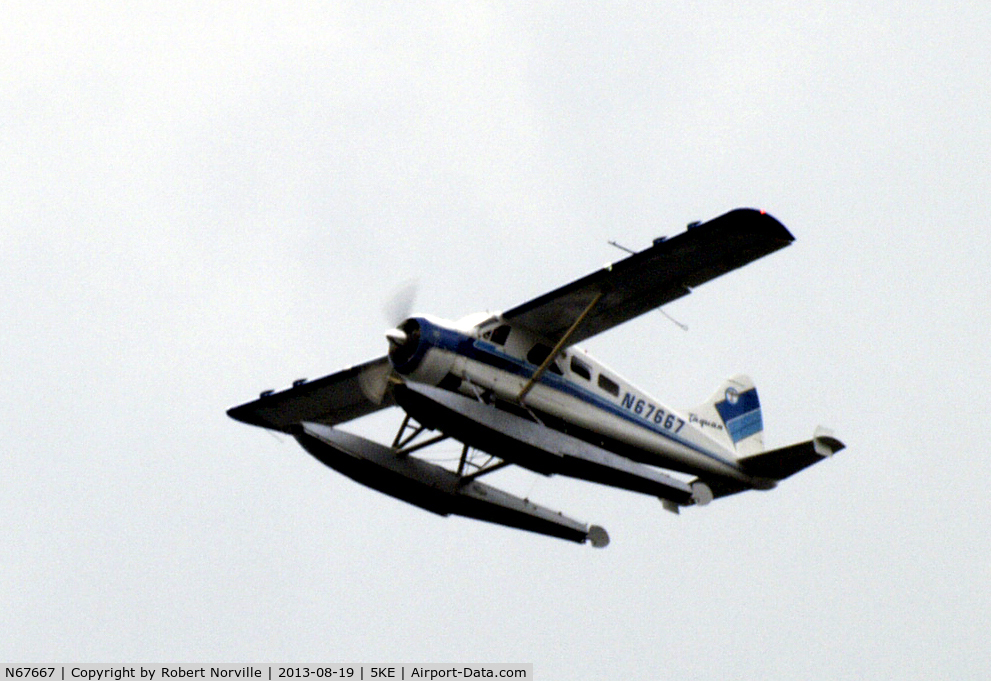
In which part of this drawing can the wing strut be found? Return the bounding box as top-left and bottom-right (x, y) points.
(455, 443), (510, 483)
(456, 443), (470, 477)
(517, 290), (604, 402)
(459, 460), (512, 483)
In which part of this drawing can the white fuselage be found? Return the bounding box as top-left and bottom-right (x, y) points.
(392, 314), (752, 484)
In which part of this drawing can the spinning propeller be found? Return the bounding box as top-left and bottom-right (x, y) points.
(358, 281), (421, 405)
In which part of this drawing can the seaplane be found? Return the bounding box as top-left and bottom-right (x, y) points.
(228, 208), (844, 547)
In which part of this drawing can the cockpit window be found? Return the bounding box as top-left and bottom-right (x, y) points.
(570, 356), (591, 381)
(490, 324), (511, 345)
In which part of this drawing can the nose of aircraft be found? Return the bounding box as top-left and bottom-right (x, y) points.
(386, 317), (424, 372)
(385, 327), (407, 346)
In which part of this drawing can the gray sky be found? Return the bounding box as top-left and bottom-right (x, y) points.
(3, 2), (990, 678)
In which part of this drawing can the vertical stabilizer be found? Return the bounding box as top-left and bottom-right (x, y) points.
(688, 375), (764, 458)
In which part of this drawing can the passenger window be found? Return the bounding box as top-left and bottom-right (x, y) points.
(570, 357), (591, 381)
(598, 373), (620, 396)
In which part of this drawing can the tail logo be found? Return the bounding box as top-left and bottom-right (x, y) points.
(715, 387), (762, 444)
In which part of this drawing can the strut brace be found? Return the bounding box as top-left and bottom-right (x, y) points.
(517, 290), (604, 403)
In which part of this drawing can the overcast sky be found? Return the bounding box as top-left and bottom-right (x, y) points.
(3, 2), (990, 678)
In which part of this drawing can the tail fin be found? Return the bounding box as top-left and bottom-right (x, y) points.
(688, 375), (764, 457)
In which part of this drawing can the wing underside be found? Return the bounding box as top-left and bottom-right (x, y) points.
(502, 208), (794, 344)
(227, 356), (395, 433)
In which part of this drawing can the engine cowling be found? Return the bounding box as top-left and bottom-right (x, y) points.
(386, 317), (456, 386)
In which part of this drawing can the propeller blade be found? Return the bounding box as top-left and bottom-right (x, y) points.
(384, 279), (418, 326)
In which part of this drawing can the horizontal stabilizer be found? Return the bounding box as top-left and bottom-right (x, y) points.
(693, 427), (844, 499)
(738, 427), (845, 481)
(294, 422), (609, 547)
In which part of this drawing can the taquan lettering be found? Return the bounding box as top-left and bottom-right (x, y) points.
(689, 413), (724, 431)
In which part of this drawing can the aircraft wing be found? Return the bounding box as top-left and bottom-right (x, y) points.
(501, 209), (794, 345)
(226, 356), (395, 433)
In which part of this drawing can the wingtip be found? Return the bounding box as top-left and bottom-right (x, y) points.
(226, 404), (256, 427)
(226, 400), (280, 431)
